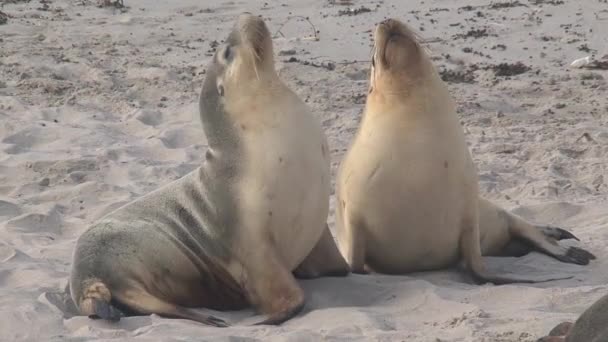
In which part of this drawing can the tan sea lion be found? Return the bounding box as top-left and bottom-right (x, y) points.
(69, 13), (348, 327)
(537, 293), (608, 342)
(334, 18), (594, 284)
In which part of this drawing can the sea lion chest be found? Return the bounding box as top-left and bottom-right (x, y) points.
(236, 101), (330, 270)
(339, 111), (474, 269)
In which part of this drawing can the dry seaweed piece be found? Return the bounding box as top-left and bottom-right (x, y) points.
(491, 62), (530, 76)
(439, 68), (476, 83)
(284, 57), (336, 71)
(583, 60), (608, 70)
(98, 0), (125, 8)
(328, 0), (354, 5)
(454, 29), (489, 39)
(489, 1), (527, 9)
(530, 0), (564, 4)
(0, 10), (9, 25)
(338, 6), (372, 16)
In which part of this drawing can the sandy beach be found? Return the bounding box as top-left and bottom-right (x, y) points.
(1, 0), (607, 341)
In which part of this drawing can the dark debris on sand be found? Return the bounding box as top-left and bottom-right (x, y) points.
(583, 60), (608, 70)
(440, 69), (476, 84)
(490, 62), (530, 76)
(0, 11), (8, 25)
(530, 0), (565, 5)
(488, 1), (528, 9)
(454, 29), (490, 39)
(284, 57), (336, 71)
(338, 6), (372, 16)
(97, 0), (126, 9)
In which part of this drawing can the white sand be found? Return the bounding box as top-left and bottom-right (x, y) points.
(1, 0), (607, 341)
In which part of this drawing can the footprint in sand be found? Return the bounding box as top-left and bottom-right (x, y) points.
(2, 127), (58, 154)
(6, 208), (63, 235)
(135, 109), (164, 127)
(0, 199), (22, 220)
(158, 127), (201, 149)
(0, 244), (32, 263)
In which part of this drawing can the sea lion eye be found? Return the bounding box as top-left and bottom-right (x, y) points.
(371, 56), (376, 68)
(223, 46), (233, 62)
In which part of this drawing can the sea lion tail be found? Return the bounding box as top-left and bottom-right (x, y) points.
(77, 279), (122, 321)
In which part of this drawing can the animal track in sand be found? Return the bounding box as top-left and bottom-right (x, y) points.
(0, 199), (22, 219)
(159, 127), (200, 149)
(135, 109), (164, 127)
(6, 209), (62, 235)
(2, 127), (59, 154)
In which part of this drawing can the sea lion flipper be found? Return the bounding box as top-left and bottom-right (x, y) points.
(90, 298), (123, 321)
(242, 240), (305, 326)
(506, 214), (596, 265)
(293, 224), (350, 279)
(538, 225), (580, 241)
(460, 219), (573, 284)
(338, 210), (368, 274)
(112, 290), (230, 327)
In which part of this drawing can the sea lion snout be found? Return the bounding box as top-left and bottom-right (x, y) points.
(235, 13), (271, 61)
(375, 19), (412, 44)
(373, 18), (421, 71)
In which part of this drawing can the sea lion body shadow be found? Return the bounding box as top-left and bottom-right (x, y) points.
(335, 18), (594, 284)
(69, 13), (348, 327)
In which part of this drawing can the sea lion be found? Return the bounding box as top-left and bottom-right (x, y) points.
(69, 13), (348, 327)
(537, 293), (608, 342)
(334, 18), (594, 284)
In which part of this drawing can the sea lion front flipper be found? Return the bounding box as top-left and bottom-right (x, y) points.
(243, 238), (305, 326)
(338, 207), (368, 274)
(293, 224), (350, 279)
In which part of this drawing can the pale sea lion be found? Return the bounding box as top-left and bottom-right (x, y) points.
(69, 13), (348, 327)
(537, 293), (608, 342)
(335, 18), (594, 284)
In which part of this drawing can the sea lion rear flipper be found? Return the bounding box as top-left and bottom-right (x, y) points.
(506, 214), (596, 265)
(242, 238), (305, 325)
(537, 225), (580, 241)
(112, 289), (230, 327)
(460, 217), (573, 285)
(293, 224), (350, 279)
(89, 298), (123, 321)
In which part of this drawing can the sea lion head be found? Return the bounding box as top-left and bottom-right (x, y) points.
(199, 13), (276, 149)
(368, 18), (431, 99)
